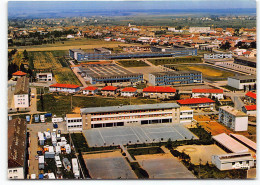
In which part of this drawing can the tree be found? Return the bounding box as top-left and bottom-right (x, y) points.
(20, 63), (26, 72)
(166, 138), (173, 149)
(23, 49), (29, 60)
(220, 41), (231, 50)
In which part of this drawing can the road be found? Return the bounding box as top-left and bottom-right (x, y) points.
(71, 67), (88, 88)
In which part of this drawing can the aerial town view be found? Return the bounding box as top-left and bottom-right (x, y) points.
(7, 0), (257, 180)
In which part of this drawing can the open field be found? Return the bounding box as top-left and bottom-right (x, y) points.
(176, 145), (226, 165)
(37, 94), (159, 116)
(83, 151), (137, 179)
(135, 153), (196, 179)
(9, 38), (143, 51)
(148, 56), (202, 66)
(116, 60), (149, 67)
(53, 68), (82, 86)
(83, 124), (197, 147)
(174, 64), (235, 81)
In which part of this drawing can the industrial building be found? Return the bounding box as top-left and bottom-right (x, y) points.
(142, 86), (176, 99)
(149, 71), (202, 86)
(216, 62), (256, 75)
(36, 72), (53, 82)
(49, 83), (80, 93)
(227, 75), (256, 90)
(8, 118), (28, 179)
(204, 53), (232, 60)
(212, 152), (254, 171)
(218, 106), (248, 131)
(177, 98), (215, 110)
(192, 89), (224, 100)
(78, 62), (143, 86)
(150, 46), (197, 56)
(234, 57), (256, 68)
(69, 47), (197, 61)
(80, 103), (193, 129)
(13, 76), (30, 109)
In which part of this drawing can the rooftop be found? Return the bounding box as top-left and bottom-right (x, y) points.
(121, 87), (137, 92)
(177, 97), (215, 105)
(8, 118), (27, 168)
(215, 152), (254, 162)
(83, 86), (98, 91)
(230, 134), (256, 152)
(14, 76), (29, 95)
(228, 75), (256, 81)
(245, 91), (256, 99)
(12, 71), (27, 76)
(192, 89), (223, 94)
(143, 86), (176, 93)
(244, 105), (256, 111)
(212, 133), (249, 153)
(220, 106), (248, 117)
(66, 114), (82, 118)
(81, 103), (180, 114)
(151, 70), (202, 76)
(180, 106), (193, 111)
(49, 83), (80, 89)
(101, 86), (118, 91)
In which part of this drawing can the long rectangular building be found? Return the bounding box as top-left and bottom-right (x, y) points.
(149, 71), (202, 86)
(80, 103), (192, 129)
(78, 63), (143, 85)
(13, 76), (30, 108)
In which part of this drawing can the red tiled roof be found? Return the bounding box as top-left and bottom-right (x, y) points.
(49, 83), (80, 89)
(143, 86), (176, 93)
(192, 89), (223, 94)
(83, 86), (98, 91)
(244, 105), (256, 111)
(243, 51), (251, 55)
(12, 71), (27, 76)
(245, 91), (256, 99)
(177, 98), (215, 105)
(122, 87), (137, 92)
(101, 86), (118, 91)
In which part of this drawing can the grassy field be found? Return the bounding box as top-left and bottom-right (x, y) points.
(53, 68), (82, 86)
(148, 56), (202, 66)
(220, 85), (239, 91)
(37, 95), (159, 116)
(175, 64), (235, 81)
(9, 38), (142, 51)
(116, 60), (149, 67)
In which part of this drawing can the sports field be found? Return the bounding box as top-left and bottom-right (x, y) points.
(83, 124), (197, 147)
(83, 151), (137, 179)
(135, 153), (196, 179)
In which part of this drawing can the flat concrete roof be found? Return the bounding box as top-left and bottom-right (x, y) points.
(150, 70), (202, 76)
(81, 103), (180, 114)
(228, 75), (256, 80)
(212, 133), (249, 153)
(220, 106), (248, 117)
(66, 114), (82, 118)
(230, 134), (256, 151)
(215, 152), (254, 163)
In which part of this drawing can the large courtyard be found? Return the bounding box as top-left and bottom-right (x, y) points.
(83, 124), (197, 147)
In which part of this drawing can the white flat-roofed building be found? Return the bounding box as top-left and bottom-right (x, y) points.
(36, 72), (53, 82)
(212, 133), (249, 153)
(189, 27), (211, 33)
(204, 53), (232, 59)
(219, 106), (248, 131)
(66, 114), (83, 132)
(80, 103), (183, 129)
(227, 75), (256, 90)
(38, 156), (44, 170)
(192, 89), (224, 100)
(230, 134), (257, 153)
(180, 107), (193, 124)
(212, 152), (254, 171)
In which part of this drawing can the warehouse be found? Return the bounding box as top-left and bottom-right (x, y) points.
(49, 83), (80, 93)
(192, 89), (224, 100)
(218, 106), (248, 131)
(212, 152), (254, 171)
(149, 71), (202, 86)
(143, 86), (176, 99)
(227, 75), (256, 90)
(177, 98), (215, 110)
(80, 103), (193, 129)
(78, 63), (143, 86)
(212, 133), (249, 153)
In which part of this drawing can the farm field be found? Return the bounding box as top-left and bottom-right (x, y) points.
(116, 60), (149, 67)
(8, 38), (143, 51)
(174, 64), (235, 81)
(53, 68), (82, 86)
(148, 56), (202, 66)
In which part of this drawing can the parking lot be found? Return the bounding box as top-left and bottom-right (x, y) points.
(83, 151), (137, 179)
(83, 124), (197, 147)
(135, 153), (196, 179)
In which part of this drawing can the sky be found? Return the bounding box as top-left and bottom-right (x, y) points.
(8, 0), (257, 18)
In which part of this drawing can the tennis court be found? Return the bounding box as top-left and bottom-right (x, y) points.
(83, 124), (197, 147)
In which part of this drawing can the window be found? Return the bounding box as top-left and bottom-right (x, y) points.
(9, 170), (12, 173)
(13, 170), (17, 173)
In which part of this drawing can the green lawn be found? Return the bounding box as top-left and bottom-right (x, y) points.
(37, 94), (159, 116)
(148, 56), (202, 66)
(117, 60), (149, 67)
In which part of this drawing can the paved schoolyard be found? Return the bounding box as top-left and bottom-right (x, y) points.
(176, 144), (227, 165)
(135, 153), (196, 179)
(83, 124), (197, 147)
(83, 151), (137, 179)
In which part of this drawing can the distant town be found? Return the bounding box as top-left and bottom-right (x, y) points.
(7, 3), (256, 180)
